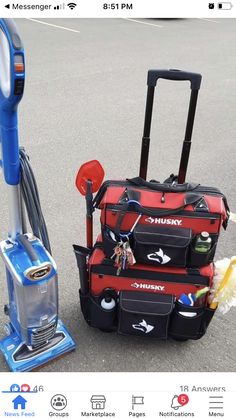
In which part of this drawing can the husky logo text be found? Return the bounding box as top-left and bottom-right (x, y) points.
(131, 282), (165, 291)
(132, 319), (154, 334)
(147, 249), (171, 264)
(145, 217), (182, 226)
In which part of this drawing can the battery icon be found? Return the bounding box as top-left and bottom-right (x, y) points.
(218, 2), (233, 8)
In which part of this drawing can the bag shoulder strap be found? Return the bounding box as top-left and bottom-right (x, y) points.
(114, 189), (203, 236)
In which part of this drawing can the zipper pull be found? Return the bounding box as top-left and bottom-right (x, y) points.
(161, 192), (165, 203)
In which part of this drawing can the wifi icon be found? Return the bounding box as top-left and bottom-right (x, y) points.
(67, 2), (77, 9)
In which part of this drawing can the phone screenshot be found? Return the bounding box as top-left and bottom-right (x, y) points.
(0, 2), (235, 418)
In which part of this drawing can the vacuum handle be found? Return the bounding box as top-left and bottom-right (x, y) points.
(18, 234), (39, 263)
(0, 19), (25, 103)
(1, 116), (20, 185)
(147, 69), (202, 90)
(0, 19), (23, 51)
(0, 19), (25, 185)
(139, 69), (202, 183)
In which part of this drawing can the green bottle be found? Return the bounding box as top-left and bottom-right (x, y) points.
(194, 232), (212, 253)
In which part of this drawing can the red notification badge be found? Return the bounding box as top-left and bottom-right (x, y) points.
(177, 394), (189, 406)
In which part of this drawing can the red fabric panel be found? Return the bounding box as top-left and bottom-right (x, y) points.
(89, 247), (213, 299)
(89, 247), (214, 277)
(104, 210), (221, 234)
(99, 186), (227, 218)
(90, 275), (206, 300)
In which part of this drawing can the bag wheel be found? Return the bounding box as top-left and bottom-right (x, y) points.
(171, 337), (189, 342)
(99, 328), (113, 333)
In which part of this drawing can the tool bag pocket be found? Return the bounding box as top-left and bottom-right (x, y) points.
(133, 225), (192, 267)
(102, 226), (125, 259)
(80, 291), (117, 330)
(189, 235), (218, 267)
(118, 291), (174, 338)
(169, 301), (216, 340)
(200, 307), (216, 336)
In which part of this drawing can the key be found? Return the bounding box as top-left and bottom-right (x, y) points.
(116, 244), (128, 275)
(123, 240), (136, 266)
(116, 253), (123, 268)
(116, 252), (123, 276)
(122, 250), (127, 270)
(116, 265), (122, 276)
(114, 238), (135, 274)
(112, 241), (123, 260)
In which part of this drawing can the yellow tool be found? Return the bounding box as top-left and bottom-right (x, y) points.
(229, 212), (236, 223)
(210, 257), (236, 310)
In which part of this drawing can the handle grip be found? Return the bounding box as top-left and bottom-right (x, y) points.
(1, 118), (20, 184)
(147, 69), (202, 90)
(0, 18), (25, 103)
(128, 177), (199, 193)
(0, 19), (23, 51)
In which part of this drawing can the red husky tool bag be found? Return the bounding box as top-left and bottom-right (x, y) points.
(76, 244), (216, 340)
(74, 69), (230, 341)
(97, 181), (229, 269)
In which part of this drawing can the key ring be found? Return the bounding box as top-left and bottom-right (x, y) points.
(119, 213), (142, 240)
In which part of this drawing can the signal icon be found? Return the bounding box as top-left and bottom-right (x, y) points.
(54, 3), (65, 10)
(67, 2), (77, 9)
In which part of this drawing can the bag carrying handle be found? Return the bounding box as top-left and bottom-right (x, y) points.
(127, 177), (199, 193)
(114, 189), (203, 236)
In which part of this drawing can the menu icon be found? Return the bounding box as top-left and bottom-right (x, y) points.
(209, 395), (224, 411)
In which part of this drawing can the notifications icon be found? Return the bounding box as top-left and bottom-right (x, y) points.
(171, 394), (189, 410)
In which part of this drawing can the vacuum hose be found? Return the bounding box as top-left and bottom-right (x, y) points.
(19, 148), (51, 254)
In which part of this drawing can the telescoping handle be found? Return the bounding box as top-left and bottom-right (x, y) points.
(147, 69), (202, 89)
(139, 69), (202, 183)
(0, 19), (25, 185)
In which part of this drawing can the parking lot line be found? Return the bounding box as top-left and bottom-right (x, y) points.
(199, 18), (220, 23)
(124, 18), (163, 28)
(27, 19), (81, 33)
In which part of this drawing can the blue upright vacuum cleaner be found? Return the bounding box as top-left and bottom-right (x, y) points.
(0, 19), (75, 372)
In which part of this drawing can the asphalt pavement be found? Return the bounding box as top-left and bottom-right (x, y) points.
(0, 18), (236, 372)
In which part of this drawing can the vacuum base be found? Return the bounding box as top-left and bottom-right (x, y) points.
(0, 319), (76, 372)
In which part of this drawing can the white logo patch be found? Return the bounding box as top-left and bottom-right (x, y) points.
(147, 249), (171, 264)
(132, 319), (154, 334)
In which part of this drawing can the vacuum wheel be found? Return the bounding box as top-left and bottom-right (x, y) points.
(4, 305), (9, 316)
